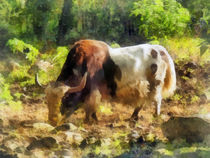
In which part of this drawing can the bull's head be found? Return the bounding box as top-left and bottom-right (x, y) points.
(36, 72), (87, 126)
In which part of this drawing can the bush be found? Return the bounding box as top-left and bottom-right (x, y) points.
(36, 46), (69, 85)
(7, 38), (39, 64)
(158, 37), (210, 64)
(0, 73), (22, 110)
(5, 38), (40, 87)
(53, 46), (69, 69)
(131, 0), (191, 39)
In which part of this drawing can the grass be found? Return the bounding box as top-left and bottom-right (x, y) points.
(161, 37), (210, 64)
(150, 37), (210, 64)
(0, 36), (209, 157)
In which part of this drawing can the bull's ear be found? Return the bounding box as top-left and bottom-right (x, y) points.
(68, 72), (88, 93)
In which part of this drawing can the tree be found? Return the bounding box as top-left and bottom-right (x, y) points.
(57, 0), (73, 45)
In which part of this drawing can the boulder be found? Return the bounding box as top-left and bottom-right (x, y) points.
(161, 116), (210, 143)
(64, 132), (83, 145)
(33, 123), (54, 132)
(27, 137), (58, 150)
(54, 123), (78, 132)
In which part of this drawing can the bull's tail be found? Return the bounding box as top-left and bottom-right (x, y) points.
(161, 50), (176, 98)
(153, 45), (176, 98)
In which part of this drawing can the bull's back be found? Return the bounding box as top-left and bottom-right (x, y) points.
(109, 44), (158, 88)
(108, 45), (159, 103)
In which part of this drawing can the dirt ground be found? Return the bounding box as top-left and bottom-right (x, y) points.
(0, 60), (209, 157)
(0, 97), (209, 157)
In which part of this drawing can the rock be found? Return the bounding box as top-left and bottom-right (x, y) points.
(64, 132), (83, 145)
(161, 116), (210, 143)
(0, 150), (17, 158)
(203, 134), (210, 146)
(4, 141), (20, 151)
(128, 130), (141, 143)
(54, 123), (78, 132)
(55, 149), (74, 157)
(193, 113), (210, 122)
(33, 123), (55, 132)
(27, 137), (58, 150)
(14, 146), (25, 154)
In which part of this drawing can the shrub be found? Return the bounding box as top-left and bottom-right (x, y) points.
(6, 38), (40, 87)
(52, 46), (69, 69)
(7, 38), (39, 64)
(36, 46), (69, 85)
(158, 37), (210, 64)
(131, 0), (191, 39)
(0, 73), (22, 110)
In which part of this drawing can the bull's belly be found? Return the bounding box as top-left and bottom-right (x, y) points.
(114, 79), (149, 105)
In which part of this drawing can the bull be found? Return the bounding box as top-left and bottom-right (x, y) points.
(37, 40), (176, 126)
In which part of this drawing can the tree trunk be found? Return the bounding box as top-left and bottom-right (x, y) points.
(56, 0), (73, 45)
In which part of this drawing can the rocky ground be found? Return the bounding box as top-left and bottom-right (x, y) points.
(0, 60), (209, 158)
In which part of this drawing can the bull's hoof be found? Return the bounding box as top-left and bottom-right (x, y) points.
(131, 115), (139, 121)
(153, 113), (161, 118)
(124, 116), (138, 122)
(84, 118), (98, 125)
(91, 113), (98, 122)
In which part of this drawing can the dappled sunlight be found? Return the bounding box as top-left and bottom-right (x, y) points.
(0, 0), (209, 157)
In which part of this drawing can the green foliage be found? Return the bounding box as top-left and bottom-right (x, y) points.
(5, 38), (41, 87)
(7, 65), (36, 87)
(110, 42), (121, 48)
(8, 65), (30, 82)
(179, 0), (210, 32)
(68, 0), (138, 42)
(131, 0), (191, 39)
(155, 140), (210, 157)
(24, 0), (64, 42)
(35, 46), (69, 85)
(158, 37), (210, 64)
(53, 46), (69, 69)
(0, 0), (14, 47)
(0, 74), (13, 101)
(7, 38), (39, 64)
(87, 131), (129, 156)
(0, 0), (208, 47)
(0, 73), (22, 110)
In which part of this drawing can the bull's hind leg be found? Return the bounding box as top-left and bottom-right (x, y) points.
(154, 85), (163, 116)
(131, 105), (143, 121)
(156, 97), (162, 116)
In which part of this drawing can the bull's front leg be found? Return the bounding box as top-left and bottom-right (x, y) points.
(84, 88), (101, 123)
(84, 108), (98, 123)
(47, 95), (63, 126)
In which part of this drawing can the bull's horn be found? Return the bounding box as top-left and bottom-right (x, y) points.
(68, 72), (88, 93)
(35, 73), (47, 88)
